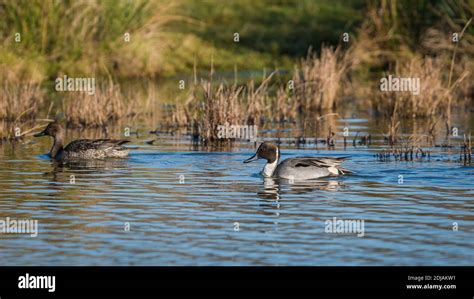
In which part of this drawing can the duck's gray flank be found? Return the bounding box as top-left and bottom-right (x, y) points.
(34, 122), (130, 160)
(244, 142), (353, 180)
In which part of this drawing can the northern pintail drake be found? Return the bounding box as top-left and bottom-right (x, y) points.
(244, 142), (353, 180)
(34, 122), (130, 160)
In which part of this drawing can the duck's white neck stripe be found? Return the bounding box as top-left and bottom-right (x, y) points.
(262, 148), (279, 177)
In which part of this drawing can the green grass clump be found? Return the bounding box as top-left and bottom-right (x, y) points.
(0, 0), (366, 80)
(0, 0), (176, 80)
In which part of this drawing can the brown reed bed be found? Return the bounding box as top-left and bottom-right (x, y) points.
(61, 81), (161, 129)
(0, 81), (44, 121)
(194, 82), (244, 145)
(373, 53), (469, 143)
(62, 82), (126, 128)
(171, 69), (276, 145)
(273, 86), (298, 123)
(292, 46), (348, 112)
(163, 45), (349, 145)
(377, 57), (445, 118)
(0, 80), (46, 142)
(0, 119), (50, 144)
(348, 3), (472, 136)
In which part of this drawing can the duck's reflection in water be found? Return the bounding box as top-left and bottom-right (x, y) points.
(43, 159), (129, 184)
(258, 177), (345, 200)
(257, 177), (282, 201)
(284, 178), (345, 193)
(255, 178), (345, 228)
(59, 159), (129, 170)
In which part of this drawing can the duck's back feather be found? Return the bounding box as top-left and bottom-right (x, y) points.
(284, 157), (348, 167)
(62, 139), (130, 159)
(275, 157), (353, 179)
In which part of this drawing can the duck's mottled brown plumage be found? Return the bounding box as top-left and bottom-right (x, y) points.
(34, 122), (130, 160)
(61, 139), (130, 159)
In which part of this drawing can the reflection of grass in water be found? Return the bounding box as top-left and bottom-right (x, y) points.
(461, 133), (472, 165)
(376, 135), (432, 162)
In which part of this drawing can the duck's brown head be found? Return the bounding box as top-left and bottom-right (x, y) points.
(243, 141), (278, 163)
(34, 122), (64, 138)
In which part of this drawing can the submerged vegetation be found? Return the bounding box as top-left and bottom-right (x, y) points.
(376, 135), (432, 162)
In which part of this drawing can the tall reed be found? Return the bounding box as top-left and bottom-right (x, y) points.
(461, 132), (472, 165)
(0, 80), (43, 121)
(173, 68), (276, 145)
(62, 82), (125, 128)
(292, 47), (347, 112)
(375, 57), (449, 119)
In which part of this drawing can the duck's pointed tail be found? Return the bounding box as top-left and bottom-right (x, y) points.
(336, 166), (355, 175)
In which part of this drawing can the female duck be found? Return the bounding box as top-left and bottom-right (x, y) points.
(244, 142), (352, 180)
(34, 122), (130, 160)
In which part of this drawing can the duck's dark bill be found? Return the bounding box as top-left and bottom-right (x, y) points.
(243, 154), (259, 163)
(33, 130), (47, 137)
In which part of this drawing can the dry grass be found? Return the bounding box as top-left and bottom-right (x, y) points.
(62, 82), (125, 128)
(386, 97), (400, 145)
(60, 79), (163, 129)
(349, 4), (472, 132)
(347, 5), (411, 77)
(375, 56), (451, 118)
(0, 78), (48, 142)
(373, 52), (469, 145)
(245, 74), (274, 125)
(196, 81), (245, 144)
(0, 80), (43, 121)
(460, 132), (472, 165)
(292, 46), (347, 112)
(274, 86), (298, 123)
(0, 119), (46, 142)
(166, 67), (278, 145)
(0, 0), (180, 133)
(422, 7), (473, 103)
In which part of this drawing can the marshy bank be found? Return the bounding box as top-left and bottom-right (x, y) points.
(0, 1), (473, 162)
